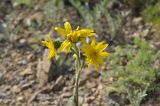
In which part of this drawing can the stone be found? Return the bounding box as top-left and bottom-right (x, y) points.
(86, 81), (97, 88)
(20, 64), (33, 76)
(62, 87), (68, 92)
(16, 39), (27, 48)
(18, 59), (27, 65)
(0, 33), (7, 42)
(0, 90), (6, 98)
(52, 75), (64, 91)
(12, 85), (21, 93)
(36, 50), (59, 86)
(133, 17), (142, 25)
(27, 54), (36, 62)
(142, 29), (149, 37)
(19, 39), (26, 44)
(17, 96), (24, 101)
(79, 96), (84, 105)
(21, 81), (34, 90)
(82, 103), (89, 106)
(79, 78), (87, 86)
(61, 92), (72, 98)
(97, 84), (103, 90)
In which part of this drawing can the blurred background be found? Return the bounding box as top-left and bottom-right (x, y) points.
(0, 0), (160, 106)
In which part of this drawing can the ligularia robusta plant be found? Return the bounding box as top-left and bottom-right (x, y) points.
(42, 22), (109, 106)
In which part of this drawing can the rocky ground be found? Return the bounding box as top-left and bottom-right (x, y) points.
(0, 40), (110, 106)
(0, 0), (160, 106)
(0, 19), (159, 106)
(0, 1), (109, 106)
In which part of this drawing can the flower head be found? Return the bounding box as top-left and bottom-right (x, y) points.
(81, 38), (109, 70)
(54, 22), (95, 52)
(42, 33), (57, 59)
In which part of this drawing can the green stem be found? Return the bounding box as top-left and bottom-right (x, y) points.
(72, 44), (82, 106)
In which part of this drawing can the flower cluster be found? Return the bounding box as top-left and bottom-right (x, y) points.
(42, 22), (109, 70)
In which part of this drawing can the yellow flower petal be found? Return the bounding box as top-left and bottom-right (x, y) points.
(48, 49), (56, 59)
(81, 39), (109, 71)
(91, 38), (96, 47)
(54, 27), (67, 36)
(48, 33), (52, 41)
(55, 22), (95, 46)
(99, 52), (110, 57)
(65, 42), (71, 52)
(93, 61), (99, 71)
(96, 42), (108, 51)
(42, 33), (57, 59)
(79, 29), (95, 37)
(81, 45), (90, 53)
(42, 41), (48, 46)
(42, 33), (53, 49)
(80, 38), (87, 44)
(64, 22), (72, 34)
(76, 26), (80, 30)
(60, 40), (71, 52)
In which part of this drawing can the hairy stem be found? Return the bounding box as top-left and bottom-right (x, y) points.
(72, 44), (82, 106)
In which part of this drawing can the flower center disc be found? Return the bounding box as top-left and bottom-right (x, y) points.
(67, 32), (80, 43)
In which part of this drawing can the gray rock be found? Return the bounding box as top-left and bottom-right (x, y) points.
(36, 50), (59, 86)
(0, 90), (6, 98)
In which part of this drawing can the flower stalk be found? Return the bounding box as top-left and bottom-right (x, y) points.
(72, 44), (82, 106)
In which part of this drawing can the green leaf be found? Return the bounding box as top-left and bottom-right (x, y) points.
(14, 0), (32, 6)
(134, 37), (149, 49)
(54, 40), (62, 49)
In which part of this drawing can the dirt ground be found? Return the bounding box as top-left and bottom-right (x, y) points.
(0, 0), (160, 106)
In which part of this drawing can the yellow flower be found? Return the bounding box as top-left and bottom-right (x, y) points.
(81, 38), (109, 71)
(54, 22), (95, 52)
(42, 33), (57, 59)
